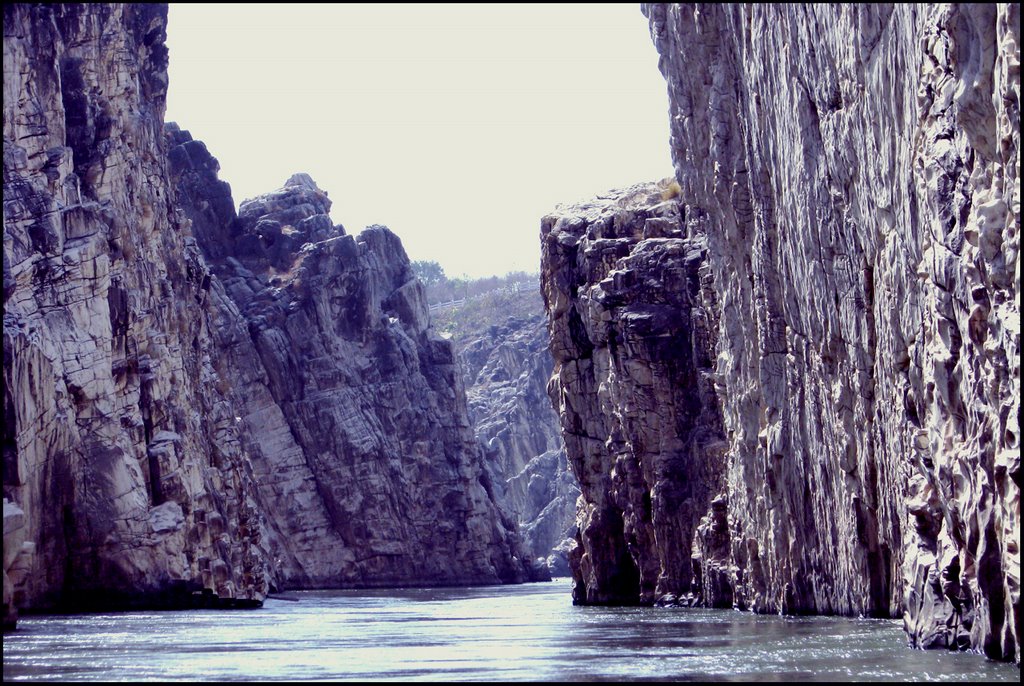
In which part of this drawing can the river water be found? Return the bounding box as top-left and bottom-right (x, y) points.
(3, 578), (1017, 681)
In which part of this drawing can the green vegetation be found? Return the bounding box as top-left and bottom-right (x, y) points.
(411, 260), (446, 288)
(431, 284), (543, 341)
(660, 179), (681, 200)
(411, 267), (541, 340)
(412, 261), (535, 306)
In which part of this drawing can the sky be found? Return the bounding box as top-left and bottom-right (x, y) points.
(164, 3), (674, 279)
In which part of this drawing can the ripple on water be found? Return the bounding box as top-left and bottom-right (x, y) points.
(3, 580), (1019, 682)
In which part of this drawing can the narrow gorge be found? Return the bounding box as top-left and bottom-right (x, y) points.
(3, 2), (541, 630)
(542, 2), (1019, 663)
(450, 287), (579, 576)
(2, 0), (1019, 673)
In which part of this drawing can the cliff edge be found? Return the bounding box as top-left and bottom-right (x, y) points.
(543, 3), (1019, 663)
(2, 3), (539, 628)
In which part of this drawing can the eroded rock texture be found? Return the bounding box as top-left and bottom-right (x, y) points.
(3, 4), (271, 621)
(544, 3), (1019, 662)
(169, 131), (539, 588)
(3, 498), (34, 629)
(3, 2), (539, 628)
(457, 300), (579, 576)
(542, 181), (725, 604)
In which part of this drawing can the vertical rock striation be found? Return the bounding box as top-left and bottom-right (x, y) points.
(3, 2), (539, 627)
(3, 4), (271, 620)
(456, 299), (579, 576)
(168, 130), (539, 588)
(543, 3), (1019, 663)
(542, 181), (725, 605)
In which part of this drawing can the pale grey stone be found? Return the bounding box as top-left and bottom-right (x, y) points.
(541, 3), (1019, 664)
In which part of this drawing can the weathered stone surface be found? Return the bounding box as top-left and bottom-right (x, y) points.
(169, 134), (541, 588)
(3, 498), (34, 629)
(648, 2), (1019, 661)
(3, 3), (271, 619)
(456, 300), (579, 576)
(542, 2), (1019, 663)
(542, 181), (726, 605)
(3, 3), (541, 628)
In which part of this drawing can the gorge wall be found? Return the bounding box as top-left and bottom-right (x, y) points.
(168, 133), (539, 589)
(4, 3), (270, 619)
(454, 294), (579, 576)
(3, 3), (537, 628)
(542, 3), (1019, 663)
(543, 181), (726, 606)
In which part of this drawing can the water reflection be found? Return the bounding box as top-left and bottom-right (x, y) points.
(3, 578), (1018, 682)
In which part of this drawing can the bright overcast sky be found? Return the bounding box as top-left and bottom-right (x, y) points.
(165, 3), (673, 279)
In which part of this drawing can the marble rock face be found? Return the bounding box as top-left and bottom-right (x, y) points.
(543, 2), (1019, 662)
(2, 3), (540, 628)
(457, 303), (580, 577)
(169, 130), (541, 589)
(542, 181), (727, 606)
(3, 499), (34, 629)
(3, 4), (271, 622)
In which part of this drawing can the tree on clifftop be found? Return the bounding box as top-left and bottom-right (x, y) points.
(411, 260), (446, 287)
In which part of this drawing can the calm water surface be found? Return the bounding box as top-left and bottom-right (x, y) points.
(3, 578), (1018, 681)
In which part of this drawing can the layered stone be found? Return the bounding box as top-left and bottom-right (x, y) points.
(3, 4), (270, 623)
(457, 302), (579, 576)
(541, 2), (1019, 664)
(542, 181), (726, 605)
(3, 3), (541, 629)
(169, 132), (541, 588)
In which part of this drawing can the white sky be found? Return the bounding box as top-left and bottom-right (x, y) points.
(164, 3), (673, 279)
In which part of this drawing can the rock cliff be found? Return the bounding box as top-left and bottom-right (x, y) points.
(3, 2), (537, 628)
(543, 181), (725, 604)
(3, 4), (271, 622)
(455, 294), (579, 576)
(168, 130), (540, 588)
(543, 3), (1019, 663)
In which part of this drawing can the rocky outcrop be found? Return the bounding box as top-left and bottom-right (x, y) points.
(168, 130), (540, 588)
(3, 2), (539, 627)
(3, 498), (34, 629)
(542, 181), (725, 604)
(457, 300), (579, 576)
(3, 4), (270, 617)
(543, 3), (1019, 663)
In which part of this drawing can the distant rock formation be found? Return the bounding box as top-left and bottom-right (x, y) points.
(2, 2), (538, 628)
(543, 3), (1019, 663)
(169, 129), (542, 588)
(456, 297), (579, 576)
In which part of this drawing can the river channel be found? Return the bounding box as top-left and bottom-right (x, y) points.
(3, 577), (1018, 681)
